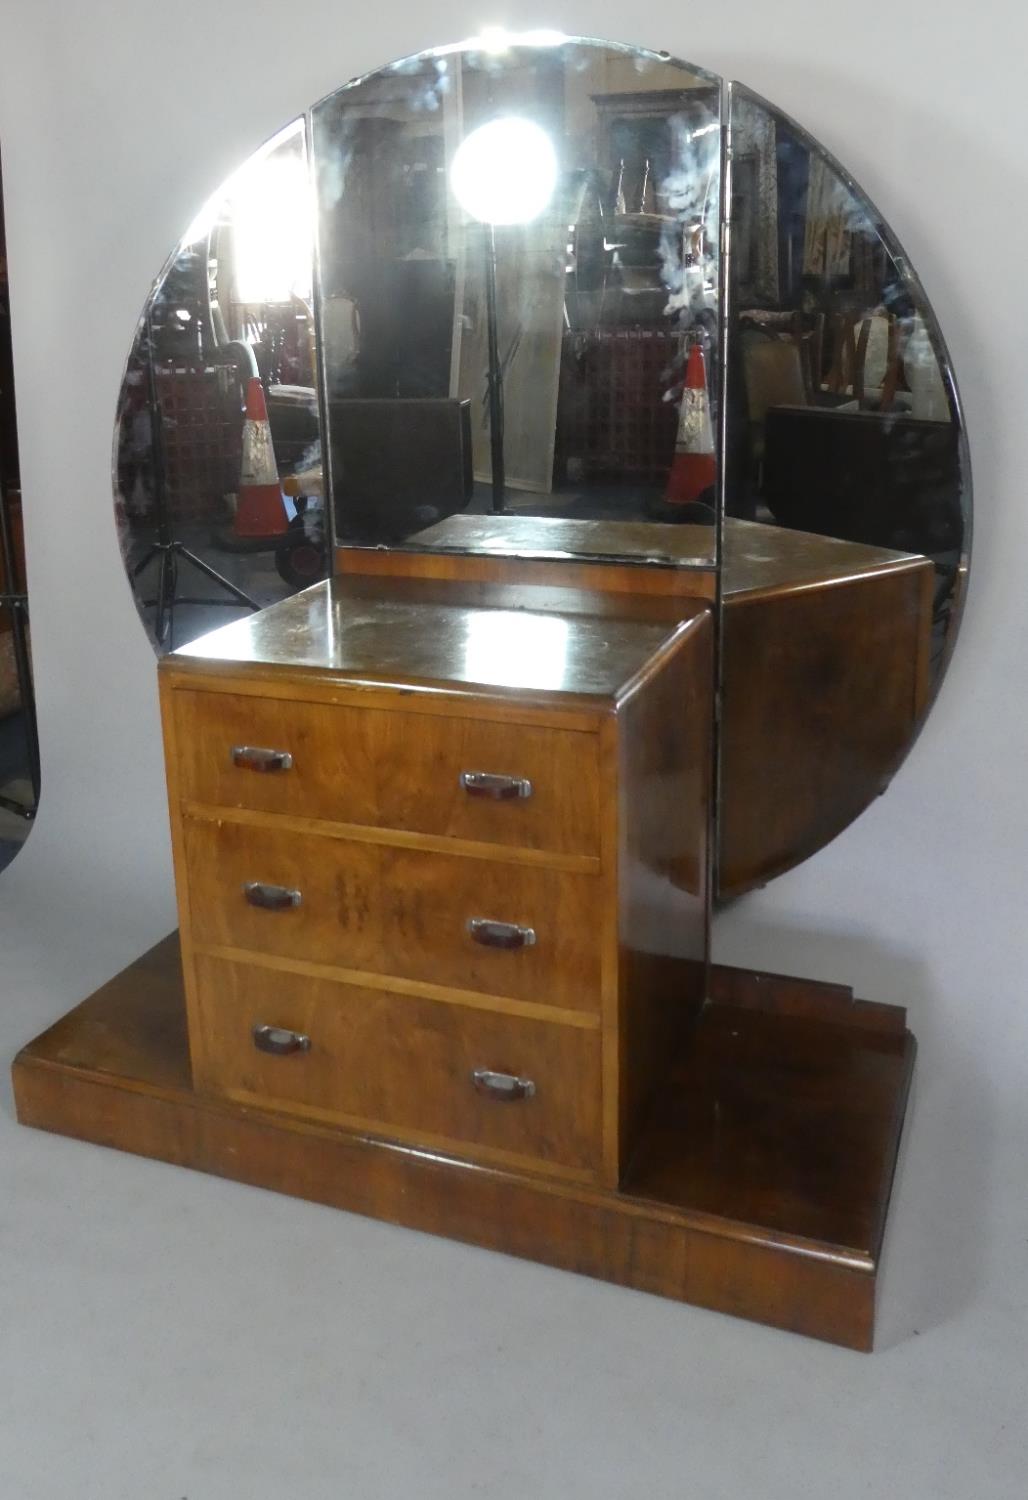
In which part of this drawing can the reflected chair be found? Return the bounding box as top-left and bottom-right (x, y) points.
(740, 333), (808, 486)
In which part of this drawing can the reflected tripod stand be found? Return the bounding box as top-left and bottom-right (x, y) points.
(131, 315), (258, 650)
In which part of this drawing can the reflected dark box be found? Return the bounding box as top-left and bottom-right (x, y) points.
(763, 405), (965, 557)
(329, 397), (473, 544)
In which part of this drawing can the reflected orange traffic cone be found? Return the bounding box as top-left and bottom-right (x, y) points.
(233, 378), (289, 539)
(665, 342), (716, 506)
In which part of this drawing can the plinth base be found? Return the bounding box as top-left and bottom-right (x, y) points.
(12, 935), (914, 1350)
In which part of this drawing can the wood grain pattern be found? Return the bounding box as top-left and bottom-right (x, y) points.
(709, 962), (908, 1034)
(11, 934), (916, 1351)
(161, 577), (712, 1187)
(184, 815), (603, 1013)
(719, 560), (935, 895)
(194, 944), (601, 1029)
(622, 1005), (915, 1258)
(181, 804), (601, 874)
(192, 952), (602, 1178)
(171, 688), (601, 857)
(158, 669), (203, 1083)
(165, 664), (603, 733)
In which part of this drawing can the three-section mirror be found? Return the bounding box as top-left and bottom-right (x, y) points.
(113, 32), (971, 895)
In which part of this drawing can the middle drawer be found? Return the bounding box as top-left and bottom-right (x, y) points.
(184, 815), (602, 1012)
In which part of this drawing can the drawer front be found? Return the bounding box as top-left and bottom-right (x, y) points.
(185, 817), (602, 1012)
(171, 689), (599, 857)
(193, 954), (602, 1175)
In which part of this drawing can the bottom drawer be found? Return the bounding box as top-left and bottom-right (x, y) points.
(192, 954), (602, 1177)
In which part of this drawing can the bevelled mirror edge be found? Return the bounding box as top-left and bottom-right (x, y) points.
(715, 79), (972, 899)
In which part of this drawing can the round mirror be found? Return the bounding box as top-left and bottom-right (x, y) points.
(112, 33), (970, 890)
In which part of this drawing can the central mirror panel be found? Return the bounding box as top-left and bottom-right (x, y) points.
(309, 38), (721, 575)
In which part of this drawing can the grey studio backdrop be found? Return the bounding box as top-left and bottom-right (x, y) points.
(0, 4), (1025, 1499)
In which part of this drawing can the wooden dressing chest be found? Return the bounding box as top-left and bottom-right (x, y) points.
(15, 531), (919, 1350)
(158, 576), (713, 1189)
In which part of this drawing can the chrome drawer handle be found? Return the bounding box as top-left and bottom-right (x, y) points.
(243, 881), (302, 911)
(252, 1024), (310, 1057)
(231, 745), (293, 773)
(472, 1068), (536, 1102)
(460, 771), (533, 801)
(467, 917), (536, 950)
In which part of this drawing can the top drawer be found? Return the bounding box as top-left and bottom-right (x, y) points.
(168, 688), (600, 857)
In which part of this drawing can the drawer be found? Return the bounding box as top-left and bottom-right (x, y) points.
(170, 689), (599, 857)
(185, 816), (602, 1012)
(192, 954), (602, 1175)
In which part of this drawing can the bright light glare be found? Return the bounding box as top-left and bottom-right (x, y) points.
(450, 117), (558, 226)
(180, 120), (312, 304)
(232, 153), (312, 303)
(477, 26), (512, 52)
(455, 28), (568, 55)
(463, 610), (570, 690)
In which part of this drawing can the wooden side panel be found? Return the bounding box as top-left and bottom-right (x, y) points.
(192, 954), (603, 1179)
(157, 673), (202, 1086)
(719, 562), (935, 896)
(184, 816), (603, 1013)
(709, 962), (907, 1035)
(615, 609), (713, 1172)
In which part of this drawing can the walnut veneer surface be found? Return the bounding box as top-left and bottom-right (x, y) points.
(11, 558), (919, 1349)
(160, 575), (713, 1188)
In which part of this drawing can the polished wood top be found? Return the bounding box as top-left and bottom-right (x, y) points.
(722, 518), (928, 600)
(166, 575), (707, 703)
(406, 513), (717, 569)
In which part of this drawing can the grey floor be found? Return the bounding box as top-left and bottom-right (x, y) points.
(2, 512), (1024, 1498)
(0, 893), (1025, 1500)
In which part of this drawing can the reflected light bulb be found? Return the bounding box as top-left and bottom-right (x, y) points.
(450, 117), (558, 226)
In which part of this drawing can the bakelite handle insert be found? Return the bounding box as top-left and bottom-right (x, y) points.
(231, 746), (294, 773)
(243, 882), (302, 911)
(472, 1068), (536, 1102)
(460, 771), (533, 801)
(467, 917), (537, 950)
(252, 1024), (311, 1057)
